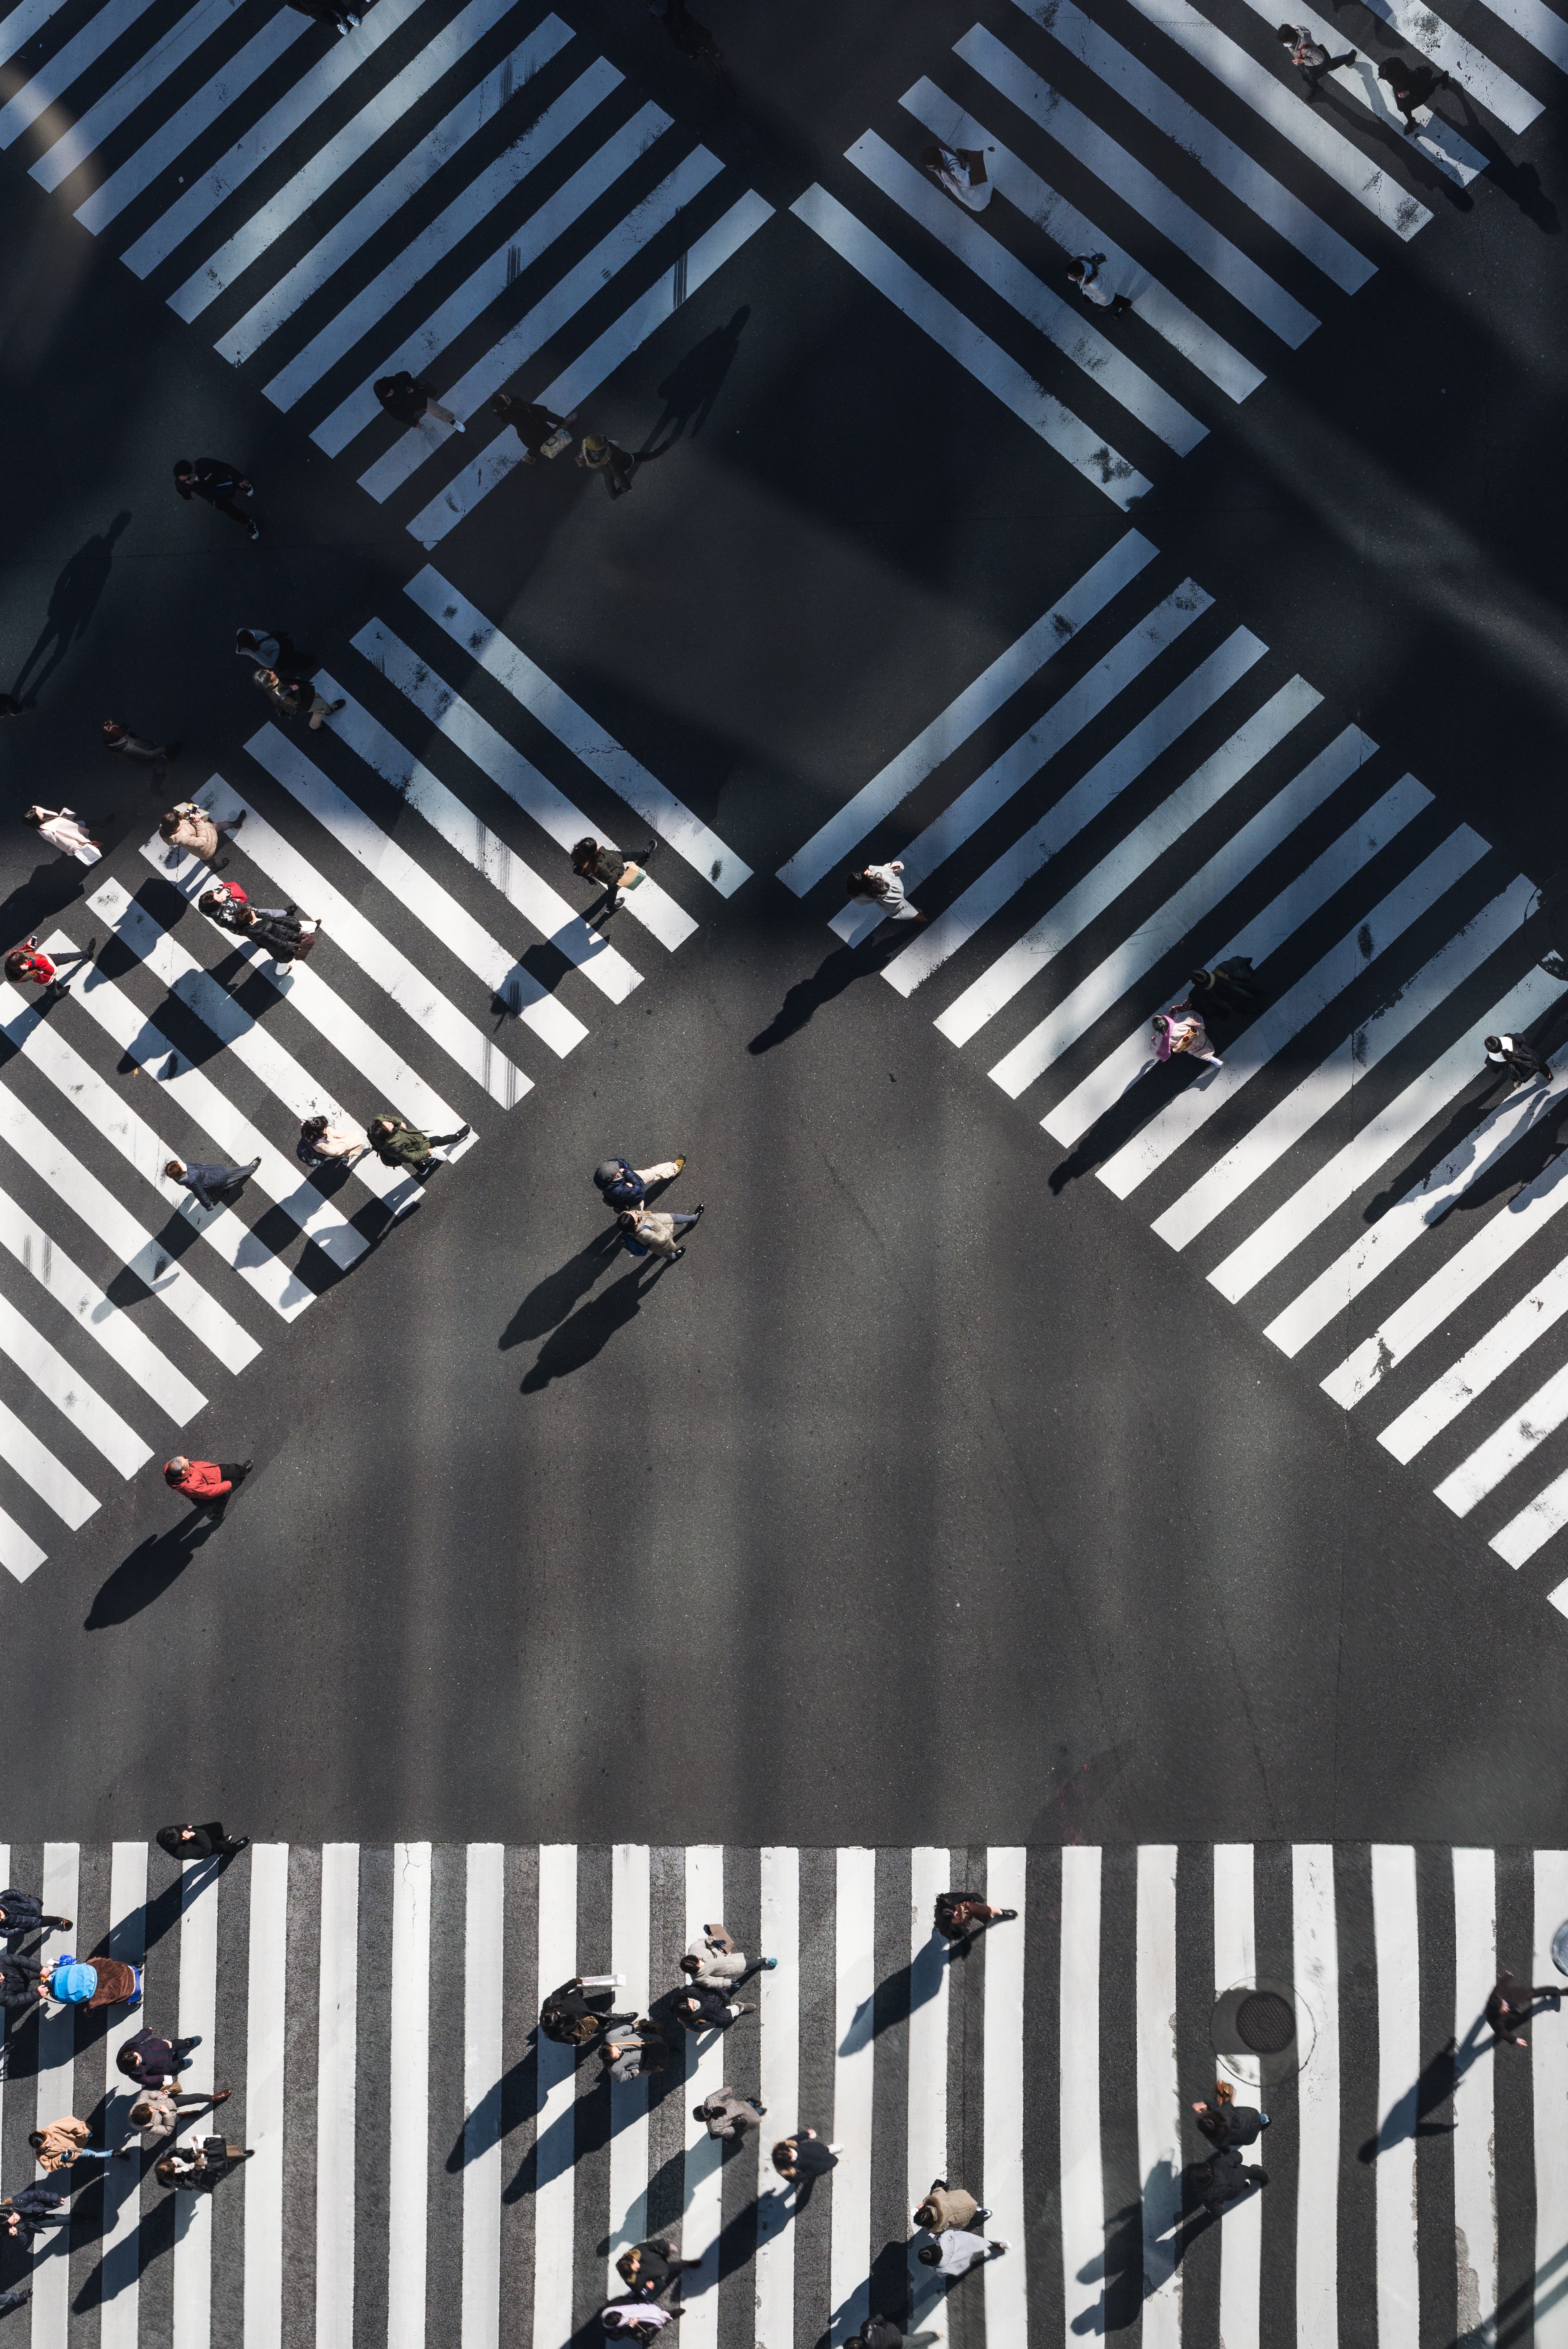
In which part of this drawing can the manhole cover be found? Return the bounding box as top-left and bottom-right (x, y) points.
(1236, 1991), (1296, 2053)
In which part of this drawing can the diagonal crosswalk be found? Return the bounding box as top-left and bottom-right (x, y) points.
(0, 573), (744, 1584)
(2, 0), (773, 541)
(0, 1837), (1561, 2347)
(788, 0), (1566, 504)
(779, 527), (1568, 1602)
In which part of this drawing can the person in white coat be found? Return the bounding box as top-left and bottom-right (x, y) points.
(845, 861), (928, 925)
(22, 805), (108, 864)
(919, 143), (992, 208)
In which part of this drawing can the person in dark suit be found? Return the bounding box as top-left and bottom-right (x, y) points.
(173, 458), (259, 539)
(490, 392), (574, 461)
(156, 1825), (251, 1861)
(1196, 2146), (1268, 2215)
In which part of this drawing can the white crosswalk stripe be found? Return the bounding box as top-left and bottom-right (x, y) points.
(4, 0), (772, 544)
(777, 535), (1568, 1596)
(0, 574), (741, 1580)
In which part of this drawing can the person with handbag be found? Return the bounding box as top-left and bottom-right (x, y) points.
(572, 838), (660, 920)
(1152, 1005), (1223, 1068)
(618, 1205), (704, 1264)
(366, 1114), (470, 1180)
(490, 392), (574, 462)
(251, 666), (344, 733)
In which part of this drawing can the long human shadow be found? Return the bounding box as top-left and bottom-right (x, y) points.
(1446, 79), (1560, 226)
(643, 306), (750, 453)
(840, 1926), (998, 2059)
(85, 1513), (228, 1629)
(520, 1263), (668, 1392)
(1358, 1996), (1559, 2163)
(13, 514), (131, 704)
(499, 1230), (623, 1349)
(1305, 63), (1473, 209)
(749, 943), (897, 1054)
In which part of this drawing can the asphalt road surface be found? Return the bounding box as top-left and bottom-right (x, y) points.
(1, 0), (1568, 1853)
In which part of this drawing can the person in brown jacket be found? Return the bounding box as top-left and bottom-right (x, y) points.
(933, 1892), (1017, 1945)
(912, 2178), (990, 2232)
(158, 801), (244, 871)
(29, 2119), (112, 2173)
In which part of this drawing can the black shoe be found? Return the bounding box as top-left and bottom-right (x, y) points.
(996, 1908), (1019, 1921)
(692, 1203), (705, 1217)
(669, 1245), (685, 1261)
(226, 1838), (250, 1855)
(213, 857), (229, 871)
(456, 1124), (471, 1141)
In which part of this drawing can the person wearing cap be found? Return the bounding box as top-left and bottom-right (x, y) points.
(118, 2026), (202, 2086)
(43, 1952), (140, 2011)
(1485, 1032), (1550, 1088)
(163, 1457), (252, 1508)
(30, 2118), (113, 2174)
(571, 836), (659, 919)
(22, 805), (108, 865)
(576, 434), (640, 498)
(366, 1114), (470, 1179)
(102, 719), (178, 783)
(592, 1155), (685, 1213)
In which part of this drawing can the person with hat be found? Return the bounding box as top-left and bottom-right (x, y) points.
(592, 1155), (684, 1214)
(163, 1457), (252, 1509)
(117, 2025), (202, 2087)
(29, 2118), (114, 2174)
(1187, 959), (1259, 1021)
(366, 1114), (470, 1180)
(102, 718), (178, 783)
(21, 805), (109, 864)
(490, 392), (575, 462)
(576, 434), (643, 498)
(42, 1952), (141, 2011)
(3, 938), (90, 1001)
(571, 837), (659, 920)
(296, 1113), (369, 1170)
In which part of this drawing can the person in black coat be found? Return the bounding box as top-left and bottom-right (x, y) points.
(157, 1825), (250, 1861)
(173, 459), (259, 540)
(1195, 2146), (1268, 2216)
(675, 1983), (755, 2033)
(490, 392), (574, 461)
(1485, 1034), (1551, 1089)
(118, 2027), (201, 2086)
(770, 2128), (839, 2209)
(613, 2240), (692, 2301)
(1192, 2083), (1268, 2147)
(0, 1955), (42, 2016)
(0, 1890), (71, 1940)
(539, 1980), (635, 2047)
(1, 2186), (67, 2245)
(1485, 1968), (1559, 2049)
(374, 372), (461, 431)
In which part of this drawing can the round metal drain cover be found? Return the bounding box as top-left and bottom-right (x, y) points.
(1236, 1991), (1296, 2054)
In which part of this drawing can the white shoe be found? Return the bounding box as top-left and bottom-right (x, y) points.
(452, 420), (466, 433)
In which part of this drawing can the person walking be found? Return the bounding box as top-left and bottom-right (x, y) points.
(1066, 254), (1132, 317)
(22, 805), (109, 865)
(236, 628), (313, 678)
(1485, 1033), (1550, 1087)
(173, 458), (259, 539)
(572, 837), (659, 919)
(912, 2179), (991, 2232)
(933, 1891), (1017, 1944)
(1276, 22), (1357, 94)
(0, 1955), (43, 2018)
(490, 392), (575, 461)
(678, 1922), (776, 1988)
(29, 2119), (114, 2174)
(165, 1156), (263, 1212)
(846, 862), (928, 924)
(1196, 2146), (1268, 2215)
(374, 372), (464, 430)
(592, 1155), (685, 1213)
(158, 800), (244, 870)
(286, 0), (364, 36)
(0, 2291), (30, 2318)
(539, 1977), (635, 2048)
(1152, 1005), (1223, 1068)
(770, 2128), (839, 2206)
(296, 1113), (368, 1169)
(252, 666), (344, 732)
(599, 2305), (674, 2341)
(919, 142), (992, 208)
(102, 719), (178, 783)
(117, 2026), (203, 2087)
(366, 1114), (470, 1180)
(1188, 959), (1259, 1020)
(614, 2240), (694, 2300)
(576, 434), (642, 498)
(676, 1983), (756, 2034)
(43, 1952), (141, 2012)
(157, 1824), (251, 1860)
(1485, 1968), (1558, 2049)
(598, 2026), (668, 2081)
(1192, 2080), (1269, 2146)
(155, 2138), (251, 2189)
(693, 2085), (765, 2140)
(0, 1889), (71, 1941)
(915, 2229), (1009, 2277)
(1377, 53), (1449, 130)
(618, 1204), (704, 1263)
(0, 2187), (67, 2246)
(162, 1458), (252, 1510)
(847, 2320), (940, 2349)
(115, 2085), (232, 2158)
(4, 939), (91, 1001)
(197, 885), (319, 964)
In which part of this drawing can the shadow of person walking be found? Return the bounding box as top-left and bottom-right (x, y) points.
(748, 941), (896, 1054)
(13, 514), (131, 706)
(84, 1512), (224, 1628)
(643, 308), (750, 454)
(520, 1262), (668, 1391)
(499, 1230), (623, 1349)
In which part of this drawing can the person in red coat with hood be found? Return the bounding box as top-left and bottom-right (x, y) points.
(163, 1457), (252, 1508)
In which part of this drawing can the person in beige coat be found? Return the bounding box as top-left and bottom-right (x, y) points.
(29, 2118), (112, 2173)
(158, 801), (244, 871)
(678, 1923), (775, 1988)
(618, 1204), (704, 1263)
(912, 2179), (990, 2232)
(115, 2085), (231, 2156)
(693, 2085), (765, 2140)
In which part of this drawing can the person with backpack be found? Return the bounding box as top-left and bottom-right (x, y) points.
(933, 1891), (1017, 1945)
(1192, 2080), (1269, 2147)
(592, 1155), (685, 1213)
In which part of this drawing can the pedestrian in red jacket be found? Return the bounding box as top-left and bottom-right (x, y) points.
(3, 938), (91, 1001)
(163, 1457), (252, 1508)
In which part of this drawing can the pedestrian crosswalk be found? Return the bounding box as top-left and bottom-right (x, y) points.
(5, 1835), (1568, 2348)
(0, 567), (746, 1582)
(788, 0), (1560, 502)
(0, 0), (772, 539)
(780, 525), (1568, 1597)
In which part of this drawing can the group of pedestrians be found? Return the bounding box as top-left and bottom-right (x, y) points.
(574, 1889), (1016, 2342)
(368, 370), (667, 498)
(0, 1830), (254, 2306)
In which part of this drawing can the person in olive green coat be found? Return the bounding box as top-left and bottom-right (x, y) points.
(366, 1115), (470, 1179)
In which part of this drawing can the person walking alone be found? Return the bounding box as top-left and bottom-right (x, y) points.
(236, 628), (313, 679)
(155, 2139), (251, 2190)
(1485, 1968), (1558, 2049)
(920, 142), (992, 208)
(1067, 255), (1132, 317)
(0, 1889), (71, 1941)
(847, 2320), (940, 2349)
(1153, 1004), (1223, 1068)
(771, 2128), (840, 2207)
(571, 837), (658, 920)
(162, 1458), (251, 1510)
(1188, 960), (1259, 1020)
(197, 886), (319, 965)
(29, 2120), (114, 2174)
(4, 939), (91, 1001)
(846, 861), (928, 925)
(173, 458), (259, 539)
(1192, 2080), (1269, 2146)
(374, 373), (464, 431)
(159, 800), (244, 870)
(933, 1891), (1017, 1945)
(165, 1156), (262, 1212)
(490, 392), (574, 462)
(1276, 22), (1357, 95)
(157, 1824), (251, 1860)
(693, 2085), (765, 2140)
(366, 1115), (470, 1180)
(251, 667), (344, 732)
(22, 805), (109, 865)
(1377, 53), (1449, 130)
(1485, 1033), (1550, 1087)
(117, 2026), (203, 2087)
(915, 2230), (1009, 2278)
(102, 719), (178, 783)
